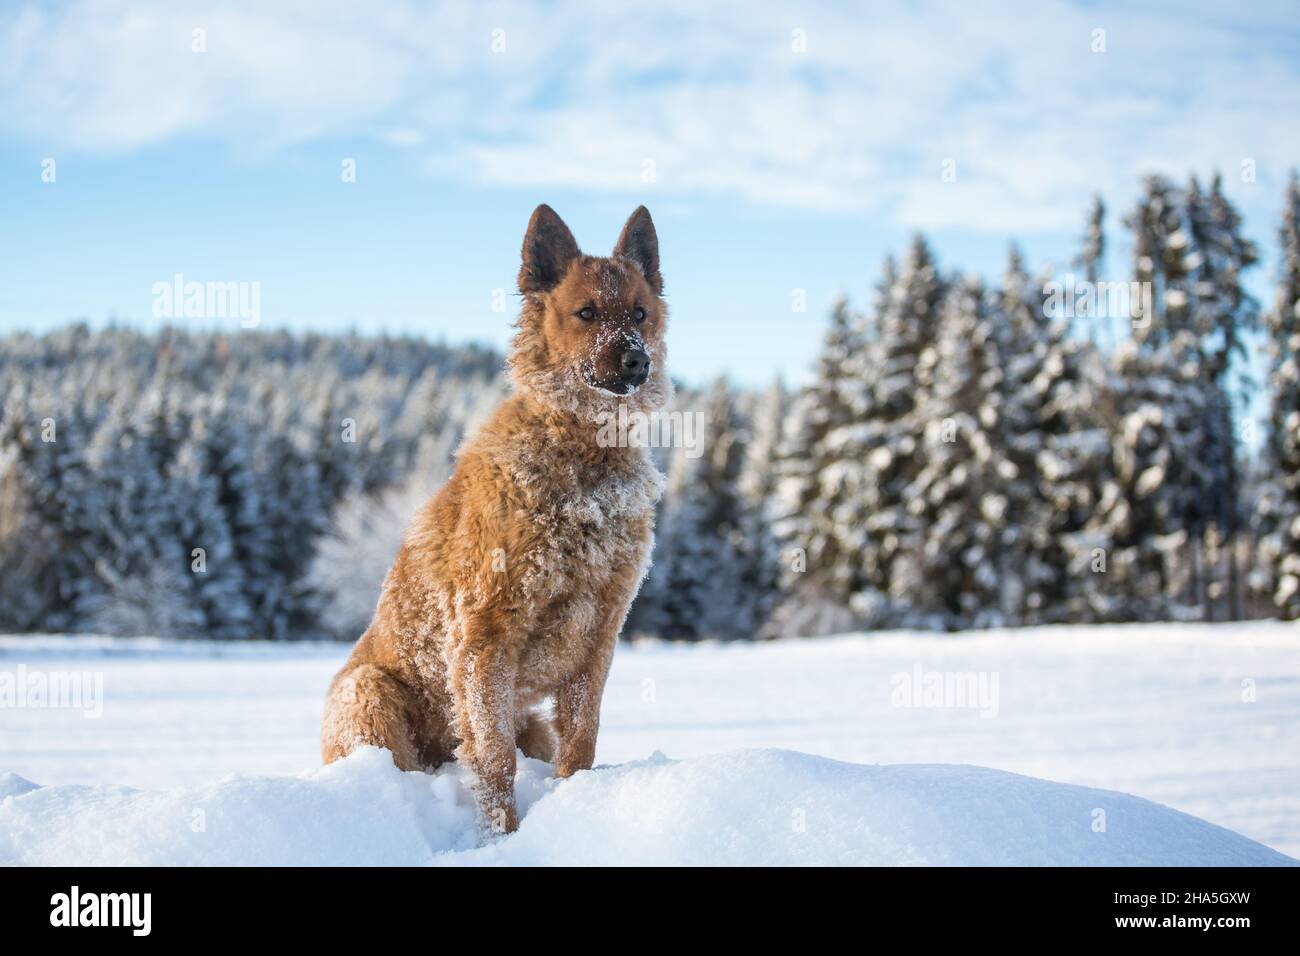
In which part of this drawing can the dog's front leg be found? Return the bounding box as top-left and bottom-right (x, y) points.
(553, 635), (615, 778)
(554, 565), (640, 777)
(449, 618), (521, 833)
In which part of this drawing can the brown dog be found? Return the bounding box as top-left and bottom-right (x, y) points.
(321, 205), (670, 833)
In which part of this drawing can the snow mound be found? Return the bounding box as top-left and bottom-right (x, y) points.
(1, 748), (1293, 866)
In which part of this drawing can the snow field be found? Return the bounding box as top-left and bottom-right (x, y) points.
(2, 622), (1297, 864)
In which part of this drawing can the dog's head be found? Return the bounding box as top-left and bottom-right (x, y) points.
(509, 205), (671, 417)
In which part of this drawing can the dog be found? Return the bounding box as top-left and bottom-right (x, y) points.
(321, 205), (671, 833)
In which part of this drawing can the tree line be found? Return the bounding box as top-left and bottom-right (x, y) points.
(636, 172), (1300, 636)
(1, 171), (1297, 640)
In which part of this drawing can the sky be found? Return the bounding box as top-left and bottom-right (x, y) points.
(1, 0), (1298, 389)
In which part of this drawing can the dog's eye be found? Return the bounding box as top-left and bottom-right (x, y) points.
(577, 306), (596, 321)
(633, 306), (646, 323)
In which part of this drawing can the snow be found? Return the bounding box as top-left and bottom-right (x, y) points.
(1, 746), (1291, 866)
(2, 621), (1298, 865)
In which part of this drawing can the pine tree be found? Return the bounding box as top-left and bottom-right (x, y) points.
(992, 246), (1053, 623)
(1118, 173), (1260, 618)
(1185, 173), (1261, 618)
(769, 296), (868, 628)
(907, 275), (1011, 628)
(171, 416), (254, 638)
(77, 388), (208, 636)
(770, 239), (948, 633)
(1087, 337), (1212, 620)
(1258, 172), (1300, 618)
(0, 388), (79, 629)
(837, 240), (946, 626)
(735, 377), (787, 637)
(634, 380), (751, 640)
(307, 433), (457, 639)
(1073, 195), (1108, 345)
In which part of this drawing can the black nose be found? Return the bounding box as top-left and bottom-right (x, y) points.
(620, 348), (650, 379)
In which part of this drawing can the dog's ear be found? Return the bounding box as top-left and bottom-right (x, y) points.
(519, 204), (581, 294)
(613, 206), (662, 295)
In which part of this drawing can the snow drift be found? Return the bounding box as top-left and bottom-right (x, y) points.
(1, 747), (1293, 866)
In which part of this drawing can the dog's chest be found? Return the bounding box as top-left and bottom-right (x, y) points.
(520, 460), (658, 579)
(511, 487), (653, 687)
(505, 444), (662, 642)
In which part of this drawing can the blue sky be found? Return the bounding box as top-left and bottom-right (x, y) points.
(1, 0), (1298, 388)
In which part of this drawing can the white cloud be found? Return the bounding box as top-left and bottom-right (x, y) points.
(3, 0), (1298, 232)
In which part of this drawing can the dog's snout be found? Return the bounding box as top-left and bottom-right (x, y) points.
(620, 348), (650, 380)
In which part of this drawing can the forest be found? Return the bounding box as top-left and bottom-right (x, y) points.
(1, 171), (1297, 640)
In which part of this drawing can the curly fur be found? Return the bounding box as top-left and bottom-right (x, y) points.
(321, 205), (670, 833)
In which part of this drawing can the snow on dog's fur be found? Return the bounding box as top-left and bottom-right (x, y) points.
(321, 205), (671, 832)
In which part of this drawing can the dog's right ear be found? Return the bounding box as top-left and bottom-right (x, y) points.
(519, 204), (580, 294)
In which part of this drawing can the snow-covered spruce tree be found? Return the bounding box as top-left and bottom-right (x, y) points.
(768, 295), (870, 634)
(632, 456), (731, 640)
(1073, 195), (1109, 346)
(989, 246), (1055, 624)
(767, 239), (951, 634)
(185, 405), (277, 637)
(1127, 175), (1194, 350)
(735, 377), (788, 638)
(632, 378), (753, 640)
(1108, 174), (1253, 619)
(993, 246), (1114, 624)
(306, 430), (458, 640)
(0, 386), (83, 630)
(1257, 172), (1300, 618)
(1087, 338), (1214, 620)
(1087, 244), (1213, 625)
(905, 275), (1013, 629)
(1185, 173), (1261, 618)
(170, 412), (254, 640)
(78, 388), (209, 637)
(821, 239), (949, 628)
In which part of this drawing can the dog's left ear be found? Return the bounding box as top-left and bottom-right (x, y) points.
(614, 206), (662, 295)
(520, 204), (581, 294)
